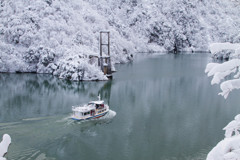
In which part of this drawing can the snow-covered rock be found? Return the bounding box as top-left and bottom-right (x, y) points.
(1, 0), (240, 80)
(0, 134), (11, 160)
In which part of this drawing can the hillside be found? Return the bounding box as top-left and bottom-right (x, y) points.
(0, 0), (240, 80)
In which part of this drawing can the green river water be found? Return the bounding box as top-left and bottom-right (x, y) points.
(1, 53), (240, 160)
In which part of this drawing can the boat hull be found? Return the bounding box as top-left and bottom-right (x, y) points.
(71, 111), (109, 121)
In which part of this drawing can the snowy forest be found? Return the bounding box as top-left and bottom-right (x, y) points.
(1, 0), (240, 80)
(1, 0), (240, 160)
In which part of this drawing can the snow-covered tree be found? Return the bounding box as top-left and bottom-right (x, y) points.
(206, 43), (240, 99)
(205, 43), (240, 160)
(1, 0), (240, 80)
(0, 134), (11, 160)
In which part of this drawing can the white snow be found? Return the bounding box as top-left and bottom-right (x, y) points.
(207, 114), (240, 160)
(207, 135), (240, 160)
(219, 79), (240, 99)
(1, 0), (240, 80)
(206, 58), (240, 99)
(0, 134), (11, 160)
(206, 42), (240, 160)
(209, 43), (240, 59)
(205, 63), (219, 73)
(209, 43), (240, 55)
(211, 69), (236, 85)
(207, 59), (240, 77)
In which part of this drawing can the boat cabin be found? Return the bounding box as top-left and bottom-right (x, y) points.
(88, 101), (105, 110)
(72, 100), (106, 119)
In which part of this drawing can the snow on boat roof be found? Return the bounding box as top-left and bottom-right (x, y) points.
(88, 100), (104, 104)
(72, 105), (95, 112)
(72, 101), (105, 112)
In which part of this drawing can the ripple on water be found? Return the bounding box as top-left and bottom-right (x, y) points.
(8, 148), (53, 160)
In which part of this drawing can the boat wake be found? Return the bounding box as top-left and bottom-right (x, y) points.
(99, 110), (116, 120)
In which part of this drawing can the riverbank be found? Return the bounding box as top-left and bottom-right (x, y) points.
(1, 0), (240, 81)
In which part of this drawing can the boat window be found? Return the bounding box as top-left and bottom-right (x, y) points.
(96, 104), (100, 109)
(83, 112), (90, 116)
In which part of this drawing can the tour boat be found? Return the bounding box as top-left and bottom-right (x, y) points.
(71, 95), (109, 121)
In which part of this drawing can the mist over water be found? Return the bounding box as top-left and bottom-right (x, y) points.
(1, 53), (240, 160)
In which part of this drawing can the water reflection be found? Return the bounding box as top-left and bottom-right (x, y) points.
(1, 54), (240, 160)
(111, 54), (240, 160)
(0, 73), (112, 122)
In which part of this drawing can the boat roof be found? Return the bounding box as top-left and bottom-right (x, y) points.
(72, 99), (105, 112)
(88, 100), (104, 105)
(72, 105), (95, 112)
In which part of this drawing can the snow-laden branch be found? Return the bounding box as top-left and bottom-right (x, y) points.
(209, 43), (240, 60)
(224, 115), (240, 138)
(205, 59), (240, 98)
(219, 79), (240, 99)
(207, 114), (240, 160)
(209, 43), (240, 54)
(206, 43), (240, 160)
(0, 134), (11, 160)
(207, 135), (240, 160)
(206, 59), (240, 77)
